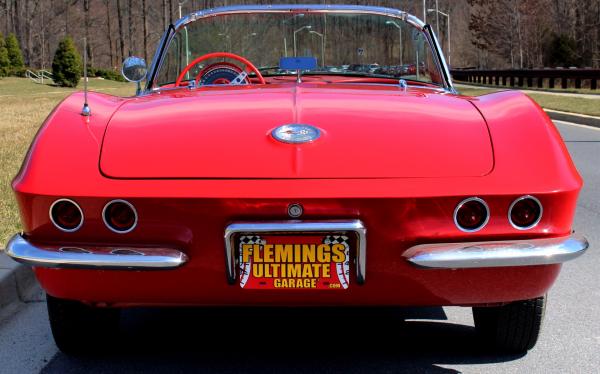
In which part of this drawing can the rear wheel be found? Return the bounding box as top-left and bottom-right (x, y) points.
(47, 293), (121, 355)
(472, 295), (546, 353)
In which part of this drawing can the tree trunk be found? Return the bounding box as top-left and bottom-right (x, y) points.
(13, 0), (21, 37)
(596, 0), (600, 67)
(116, 0), (125, 62)
(24, 0), (30, 65)
(127, 0), (133, 56)
(84, 0), (92, 66)
(4, 0), (10, 35)
(104, 0), (114, 68)
(64, 0), (69, 36)
(515, 1), (523, 69)
(142, 0), (148, 61)
(162, 0), (167, 30)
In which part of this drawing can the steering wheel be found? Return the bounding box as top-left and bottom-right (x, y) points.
(174, 52), (266, 87)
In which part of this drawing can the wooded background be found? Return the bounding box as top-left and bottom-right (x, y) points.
(1, 0), (599, 70)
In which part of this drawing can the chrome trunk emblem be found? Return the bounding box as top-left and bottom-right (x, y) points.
(272, 124), (321, 144)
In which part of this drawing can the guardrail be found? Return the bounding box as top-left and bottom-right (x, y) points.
(451, 69), (600, 90)
(25, 69), (53, 84)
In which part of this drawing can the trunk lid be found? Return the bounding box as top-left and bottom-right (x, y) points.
(100, 85), (493, 179)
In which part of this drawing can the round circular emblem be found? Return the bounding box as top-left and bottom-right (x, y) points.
(272, 124), (321, 144)
(288, 203), (303, 218)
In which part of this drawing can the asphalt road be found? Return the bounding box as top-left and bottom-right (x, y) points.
(0, 120), (598, 374)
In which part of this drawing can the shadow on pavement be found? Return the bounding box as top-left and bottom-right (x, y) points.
(41, 307), (524, 373)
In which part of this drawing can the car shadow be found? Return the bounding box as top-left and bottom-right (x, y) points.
(41, 307), (524, 373)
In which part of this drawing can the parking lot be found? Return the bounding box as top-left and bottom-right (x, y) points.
(0, 120), (597, 374)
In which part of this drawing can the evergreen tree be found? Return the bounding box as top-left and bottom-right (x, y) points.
(546, 34), (580, 67)
(0, 33), (10, 77)
(5, 33), (24, 69)
(52, 37), (82, 87)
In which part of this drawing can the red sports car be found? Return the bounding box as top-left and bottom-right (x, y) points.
(4, 4), (588, 354)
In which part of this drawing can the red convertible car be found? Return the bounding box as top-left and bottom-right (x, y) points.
(4, 4), (588, 354)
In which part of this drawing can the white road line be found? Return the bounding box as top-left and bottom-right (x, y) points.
(554, 120), (600, 132)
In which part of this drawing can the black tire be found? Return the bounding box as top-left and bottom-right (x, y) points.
(473, 295), (546, 353)
(46, 293), (121, 355)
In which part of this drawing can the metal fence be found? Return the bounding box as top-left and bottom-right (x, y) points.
(451, 69), (600, 90)
(25, 70), (53, 85)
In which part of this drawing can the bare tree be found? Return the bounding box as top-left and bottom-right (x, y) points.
(104, 0), (115, 68)
(142, 0), (148, 61)
(127, 0), (133, 56)
(83, 0), (92, 66)
(2, 0), (598, 70)
(163, 0), (168, 30)
(116, 0), (125, 62)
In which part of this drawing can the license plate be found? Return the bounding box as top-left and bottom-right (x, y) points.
(238, 233), (351, 290)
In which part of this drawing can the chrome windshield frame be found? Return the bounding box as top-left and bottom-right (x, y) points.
(144, 4), (455, 93)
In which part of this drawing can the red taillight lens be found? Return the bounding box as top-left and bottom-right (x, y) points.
(510, 196), (542, 229)
(103, 200), (137, 233)
(50, 199), (83, 232)
(454, 198), (489, 232)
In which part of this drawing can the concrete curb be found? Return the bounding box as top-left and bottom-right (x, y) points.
(545, 109), (600, 129)
(0, 252), (37, 319)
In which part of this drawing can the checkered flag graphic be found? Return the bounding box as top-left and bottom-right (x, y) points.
(239, 235), (264, 245)
(238, 235), (265, 287)
(323, 234), (351, 289)
(323, 235), (349, 246)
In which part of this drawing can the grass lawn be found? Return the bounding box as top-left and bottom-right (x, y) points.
(457, 87), (500, 96)
(455, 82), (600, 96)
(0, 77), (135, 245)
(526, 93), (600, 116)
(0, 77), (598, 246)
(457, 86), (600, 117)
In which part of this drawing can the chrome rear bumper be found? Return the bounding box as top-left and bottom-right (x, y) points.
(4, 234), (187, 270)
(4, 232), (588, 272)
(404, 234), (588, 269)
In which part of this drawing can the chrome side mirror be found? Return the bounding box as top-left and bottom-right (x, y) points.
(121, 56), (147, 83)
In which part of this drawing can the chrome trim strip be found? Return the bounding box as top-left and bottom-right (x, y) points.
(224, 220), (366, 285)
(453, 197), (490, 233)
(424, 23), (455, 92)
(144, 23), (174, 93)
(4, 234), (187, 270)
(102, 199), (139, 234)
(404, 234), (588, 269)
(146, 4), (453, 91)
(173, 5), (415, 31)
(49, 198), (84, 233)
(508, 195), (543, 231)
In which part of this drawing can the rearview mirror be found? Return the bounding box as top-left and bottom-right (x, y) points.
(121, 56), (147, 83)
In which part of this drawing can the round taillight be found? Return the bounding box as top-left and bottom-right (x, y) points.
(50, 199), (83, 232)
(454, 197), (489, 232)
(103, 200), (137, 233)
(509, 196), (542, 230)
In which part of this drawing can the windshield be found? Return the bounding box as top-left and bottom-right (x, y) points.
(153, 11), (444, 88)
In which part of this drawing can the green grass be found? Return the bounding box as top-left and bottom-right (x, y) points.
(527, 93), (600, 117)
(455, 81), (600, 96)
(0, 77), (135, 245)
(457, 86), (600, 117)
(457, 87), (500, 96)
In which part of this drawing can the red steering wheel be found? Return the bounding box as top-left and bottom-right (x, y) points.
(174, 52), (266, 86)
